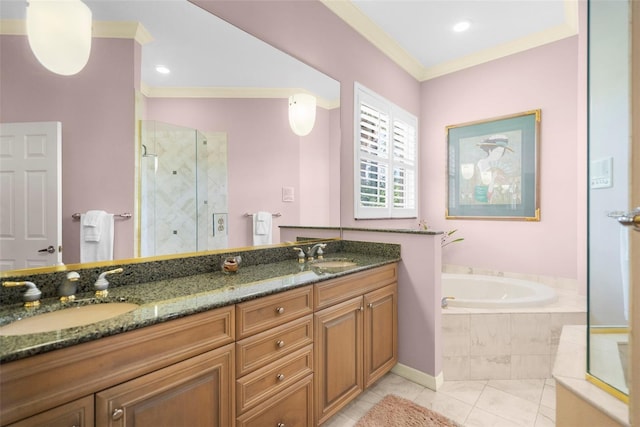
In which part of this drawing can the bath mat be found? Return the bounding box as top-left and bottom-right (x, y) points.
(618, 342), (629, 388)
(355, 394), (462, 427)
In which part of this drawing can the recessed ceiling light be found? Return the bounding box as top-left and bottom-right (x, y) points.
(453, 21), (471, 33)
(155, 65), (170, 74)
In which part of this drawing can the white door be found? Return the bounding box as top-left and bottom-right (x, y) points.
(0, 122), (62, 271)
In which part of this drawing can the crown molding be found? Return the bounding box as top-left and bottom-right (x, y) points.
(141, 86), (339, 110)
(321, 0), (579, 82)
(0, 19), (153, 45)
(320, 0), (424, 81)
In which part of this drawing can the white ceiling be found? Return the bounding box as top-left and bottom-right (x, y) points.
(0, 0), (576, 98)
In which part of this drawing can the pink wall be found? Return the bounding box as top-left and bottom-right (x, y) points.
(421, 37), (581, 280)
(146, 98), (339, 248)
(204, 0), (588, 379)
(190, 0), (423, 231)
(0, 35), (137, 264)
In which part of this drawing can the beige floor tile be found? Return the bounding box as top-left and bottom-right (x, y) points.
(464, 407), (525, 427)
(366, 372), (425, 401)
(475, 386), (539, 426)
(437, 380), (487, 406)
(486, 379), (545, 404)
(413, 387), (473, 425)
(332, 373), (555, 427)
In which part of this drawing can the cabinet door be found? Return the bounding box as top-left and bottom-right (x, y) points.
(7, 395), (94, 427)
(236, 374), (313, 427)
(363, 282), (398, 388)
(95, 344), (234, 427)
(314, 296), (363, 425)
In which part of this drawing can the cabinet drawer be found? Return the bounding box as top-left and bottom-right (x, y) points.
(314, 264), (397, 310)
(237, 344), (313, 414)
(236, 285), (313, 339)
(236, 314), (313, 377)
(236, 374), (313, 427)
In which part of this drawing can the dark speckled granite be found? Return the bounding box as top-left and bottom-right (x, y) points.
(0, 240), (400, 363)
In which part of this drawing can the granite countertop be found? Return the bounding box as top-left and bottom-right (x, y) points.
(0, 252), (399, 363)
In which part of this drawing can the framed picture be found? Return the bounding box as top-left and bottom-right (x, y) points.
(446, 110), (541, 221)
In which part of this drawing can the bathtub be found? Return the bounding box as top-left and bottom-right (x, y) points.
(441, 273), (558, 309)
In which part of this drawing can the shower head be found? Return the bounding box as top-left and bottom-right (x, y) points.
(142, 144), (157, 158)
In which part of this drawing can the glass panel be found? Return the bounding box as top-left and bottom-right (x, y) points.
(587, 0), (631, 397)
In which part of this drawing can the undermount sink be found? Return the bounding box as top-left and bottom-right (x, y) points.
(0, 302), (139, 336)
(309, 258), (358, 273)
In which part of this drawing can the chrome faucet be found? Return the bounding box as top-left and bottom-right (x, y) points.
(94, 268), (123, 298)
(293, 243), (327, 262)
(59, 272), (80, 302)
(307, 243), (327, 260)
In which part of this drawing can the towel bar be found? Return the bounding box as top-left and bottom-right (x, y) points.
(72, 212), (132, 220)
(244, 212), (282, 217)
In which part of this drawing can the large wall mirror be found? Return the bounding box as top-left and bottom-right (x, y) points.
(587, 0), (631, 400)
(0, 0), (341, 275)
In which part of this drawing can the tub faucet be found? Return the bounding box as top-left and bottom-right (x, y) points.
(441, 296), (455, 308)
(59, 272), (80, 302)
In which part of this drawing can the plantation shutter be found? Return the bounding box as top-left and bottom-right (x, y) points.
(354, 83), (417, 219)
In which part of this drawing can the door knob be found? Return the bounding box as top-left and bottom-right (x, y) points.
(38, 245), (55, 254)
(610, 207), (640, 231)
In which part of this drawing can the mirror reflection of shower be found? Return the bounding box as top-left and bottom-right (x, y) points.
(139, 120), (228, 257)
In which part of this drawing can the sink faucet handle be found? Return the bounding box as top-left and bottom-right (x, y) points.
(94, 267), (124, 298)
(293, 247), (306, 263)
(3, 281), (42, 308)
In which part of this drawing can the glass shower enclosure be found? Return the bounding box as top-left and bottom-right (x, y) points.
(139, 120), (226, 257)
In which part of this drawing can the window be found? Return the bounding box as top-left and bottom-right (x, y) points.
(354, 83), (417, 219)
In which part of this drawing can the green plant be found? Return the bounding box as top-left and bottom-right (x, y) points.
(419, 220), (464, 247)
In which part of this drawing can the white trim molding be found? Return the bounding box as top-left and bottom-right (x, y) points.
(391, 363), (444, 391)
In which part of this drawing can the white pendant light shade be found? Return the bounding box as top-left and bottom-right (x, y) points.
(288, 93), (316, 136)
(26, 0), (92, 76)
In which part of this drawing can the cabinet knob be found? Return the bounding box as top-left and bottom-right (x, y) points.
(276, 340), (285, 348)
(276, 373), (285, 381)
(112, 408), (124, 421)
(277, 423), (285, 427)
(359, 306), (364, 311)
(275, 306), (285, 314)
(368, 303), (374, 308)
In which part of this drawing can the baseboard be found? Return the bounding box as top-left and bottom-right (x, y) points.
(391, 363), (444, 391)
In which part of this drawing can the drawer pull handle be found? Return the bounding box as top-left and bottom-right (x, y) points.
(112, 408), (124, 421)
(276, 340), (285, 348)
(275, 306), (285, 314)
(276, 373), (285, 381)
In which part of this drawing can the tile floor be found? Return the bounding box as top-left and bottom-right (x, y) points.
(324, 373), (556, 427)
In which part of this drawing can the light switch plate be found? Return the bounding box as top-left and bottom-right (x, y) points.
(590, 157), (613, 189)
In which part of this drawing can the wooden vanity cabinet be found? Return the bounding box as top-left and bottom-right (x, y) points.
(314, 264), (398, 426)
(0, 306), (235, 427)
(235, 286), (314, 426)
(7, 395), (94, 427)
(95, 344), (234, 427)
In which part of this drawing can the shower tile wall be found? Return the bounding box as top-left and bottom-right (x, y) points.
(140, 122), (228, 257)
(442, 311), (586, 381)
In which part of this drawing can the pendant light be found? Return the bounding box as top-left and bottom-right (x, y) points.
(26, 0), (92, 76)
(288, 93), (316, 136)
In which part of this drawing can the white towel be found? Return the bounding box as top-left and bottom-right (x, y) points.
(80, 212), (114, 262)
(252, 211), (272, 245)
(82, 210), (107, 242)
